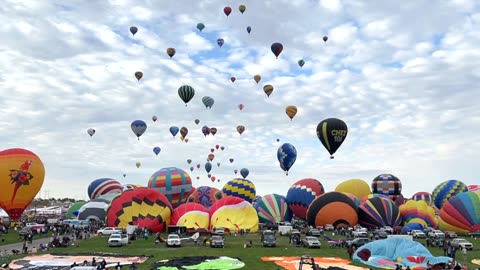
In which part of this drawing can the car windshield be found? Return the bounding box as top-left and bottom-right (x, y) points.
(212, 236), (222, 240)
(110, 235), (120, 238)
(306, 237), (317, 241)
(456, 239), (468, 243)
(264, 234), (275, 240)
(169, 235), (180, 239)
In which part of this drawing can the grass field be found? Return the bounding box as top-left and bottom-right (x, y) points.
(0, 231), (48, 246)
(1, 232), (479, 270)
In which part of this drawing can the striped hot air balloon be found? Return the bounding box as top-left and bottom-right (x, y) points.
(148, 167), (193, 208)
(87, 178), (122, 200)
(222, 178), (256, 203)
(254, 194), (292, 223)
(178, 85), (195, 106)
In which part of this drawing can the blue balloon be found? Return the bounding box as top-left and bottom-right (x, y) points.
(169, 126), (179, 137)
(240, 168), (249, 178)
(205, 162), (212, 173)
(277, 143), (297, 175)
(246, 26), (251, 34)
(153, 146), (161, 156)
(131, 120), (147, 140)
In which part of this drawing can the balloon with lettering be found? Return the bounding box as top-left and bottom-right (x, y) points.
(316, 118), (348, 159)
(0, 148), (45, 220)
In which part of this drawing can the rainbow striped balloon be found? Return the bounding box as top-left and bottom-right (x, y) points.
(254, 194), (292, 223)
(147, 167), (192, 208)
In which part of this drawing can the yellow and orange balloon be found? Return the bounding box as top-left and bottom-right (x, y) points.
(0, 148), (45, 221)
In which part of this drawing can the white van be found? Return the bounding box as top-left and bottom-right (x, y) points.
(278, 225), (293, 236)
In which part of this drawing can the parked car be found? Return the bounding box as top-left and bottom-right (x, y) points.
(450, 238), (473, 250)
(444, 231), (458, 239)
(212, 227), (225, 236)
(307, 228), (322, 237)
(411, 230), (426, 238)
(166, 234), (181, 247)
(347, 238), (370, 249)
(373, 229), (388, 239)
(302, 236), (321, 248)
(97, 227), (122, 236)
(353, 228), (368, 238)
(210, 235), (224, 248)
(468, 231), (480, 238)
(428, 230), (445, 239)
(108, 233), (128, 247)
(18, 227), (32, 237)
(324, 224), (334, 231)
(382, 226), (393, 234)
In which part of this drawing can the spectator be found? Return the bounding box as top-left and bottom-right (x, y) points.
(461, 247), (467, 262)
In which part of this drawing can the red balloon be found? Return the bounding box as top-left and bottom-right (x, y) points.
(224, 6), (232, 16)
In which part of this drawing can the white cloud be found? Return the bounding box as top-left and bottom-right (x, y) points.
(0, 1), (478, 201)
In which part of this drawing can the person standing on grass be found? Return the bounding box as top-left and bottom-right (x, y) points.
(461, 247), (467, 262)
(347, 246), (354, 260)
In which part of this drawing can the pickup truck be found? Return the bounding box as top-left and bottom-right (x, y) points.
(352, 228), (368, 237)
(97, 227), (122, 236)
(108, 233), (128, 247)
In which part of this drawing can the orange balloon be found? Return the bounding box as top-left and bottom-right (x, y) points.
(0, 148), (45, 221)
(285, 105), (298, 120)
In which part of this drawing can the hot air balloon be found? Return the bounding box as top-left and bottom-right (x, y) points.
(467, 185), (480, 192)
(210, 127), (217, 136)
(208, 153), (215, 161)
(196, 164), (200, 169)
(87, 128), (95, 137)
(147, 167), (193, 208)
(169, 126), (179, 137)
(255, 194), (292, 223)
(166, 48), (176, 58)
(153, 146), (161, 156)
(263, 84), (274, 97)
(220, 146), (225, 151)
(253, 75), (261, 84)
(323, 36), (328, 42)
(170, 202), (209, 229)
(215, 145), (220, 150)
(77, 198), (109, 222)
(223, 6), (232, 16)
(399, 200), (438, 228)
(152, 116), (157, 122)
(285, 105), (297, 120)
(209, 196), (259, 233)
(201, 126), (210, 136)
(194, 119), (200, 125)
(246, 26), (251, 34)
(238, 104), (244, 110)
(134, 71), (143, 81)
(230, 77), (236, 83)
(122, 184), (138, 191)
(411, 192), (433, 206)
(238, 5), (246, 13)
(438, 191), (480, 233)
(432, 180), (468, 209)
(217, 38), (224, 47)
(187, 159), (192, 164)
(196, 23), (205, 32)
(222, 178), (256, 203)
(87, 178), (122, 200)
(298, 59), (305, 67)
(202, 96), (215, 109)
(187, 186), (224, 210)
(131, 120), (147, 140)
(205, 162), (212, 173)
(178, 85), (195, 106)
(271, 42), (283, 58)
(358, 197), (402, 228)
(0, 149), (45, 220)
(306, 192), (358, 228)
(316, 118), (348, 159)
(229, 158), (234, 163)
(180, 127), (188, 138)
(335, 179), (372, 199)
(135, 162), (141, 168)
(234, 169), (238, 175)
(286, 178), (325, 220)
(277, 143), (297, 175)
(129, 26), (138, 36)
(236, 125), (245, 135)
(240, 168), (249, 178)
(106, 188), (172, 233)
(371, 174), (402, 201)
(189, 166), (194, 172)
(66, 201), (86, 219)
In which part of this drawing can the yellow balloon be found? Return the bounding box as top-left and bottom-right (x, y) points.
(335, 179), (371, 199)
(0, 148), (45, 221)
(285, 105), (298, 120)
(135, 162), (141, 168)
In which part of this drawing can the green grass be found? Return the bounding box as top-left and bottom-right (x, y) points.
(1, 233), (479, 270)
(0, 231), (49, 246)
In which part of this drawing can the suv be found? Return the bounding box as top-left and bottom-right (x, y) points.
(307, 228), (322, 236)
(347, 238), (370, 248)
(166, 234), (181, 247)
(450, 238), (473, 250)
(108, 233), (128, 247)
(428, 230), (445, 239)
(353, 228), (368, 237)
(212, 227), (225, 236)
(468, 231), (480, 238)
(324, 224), (334, 231)
(372, 229), (388, 239)
(262, 231), (276, 247)
(97, 227), (121, 236)
(382, 226), (393, 234)
(302, 236), (321, 249)
(210, 235), (224, 248)
(444, 231), (458, 239)
(411, 230), (426, 238)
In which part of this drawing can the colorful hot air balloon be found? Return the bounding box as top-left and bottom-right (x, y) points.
(170, 202), (210, 229)
(371, 174), (402, 201)
(87, 128), (95, 137)
(277, 143), (297, 175)
(196, 23), (205, 32)
(66, 201), (86, 219)
(134, 71), (143, 81)
(153, 146), (161, 156)
(202, 96), (215, 109)
(180, 127), (188, 138)
(286, 178), (325, 220)
(217, 38), (224, 47)
(147, 167), (193, 208)
(285, 105), (297, 120)
(0, 149), (45, 221)
(166, 48), (176, 58)
(438, 191), (480, 233)
(411, 192), (433, 206)
(129, 26), (138, 36)
(169, 126), (179, 137)
(87, 178), (122, 200)
(316, 118), (348, 159)
(77, 198), (109, 222)
(238, 5), (246, 13)
(432, 180), (468, 210)
(240, 168), (249, 178)
(270, 42), (283, 58)
(468, 185), (480, 192)
(230, 76), (236, 83)
(358, 197), (402, 228)
(246, 26), (251, 34)
(152, 116), (157, 122)
(222, 178), (256, 203)
(209, 196), (258, 233)
(223, 6), (232, 16)
(201, 126), (210, 136)
(306, 192), (358, 228)
(255, 194), (292, 223)
(210, 127), (217, 136)
(106, 188), (172, 233)
(187, 186), (224, 210)
(178, 85), (195, 106)
(236, 125), (245, 135)
(335, 179), (372, 199)
(253, 75), (261, 84)
(298, 59), (305, 68)
(263, 85), (274, 97)
(399, 200), (438, 228)
(131, 120), (147, 140)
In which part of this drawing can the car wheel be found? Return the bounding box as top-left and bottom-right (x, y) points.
(99, 233), (103, 236)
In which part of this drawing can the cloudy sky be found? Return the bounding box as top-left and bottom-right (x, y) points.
(1, 0), (479, 200)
